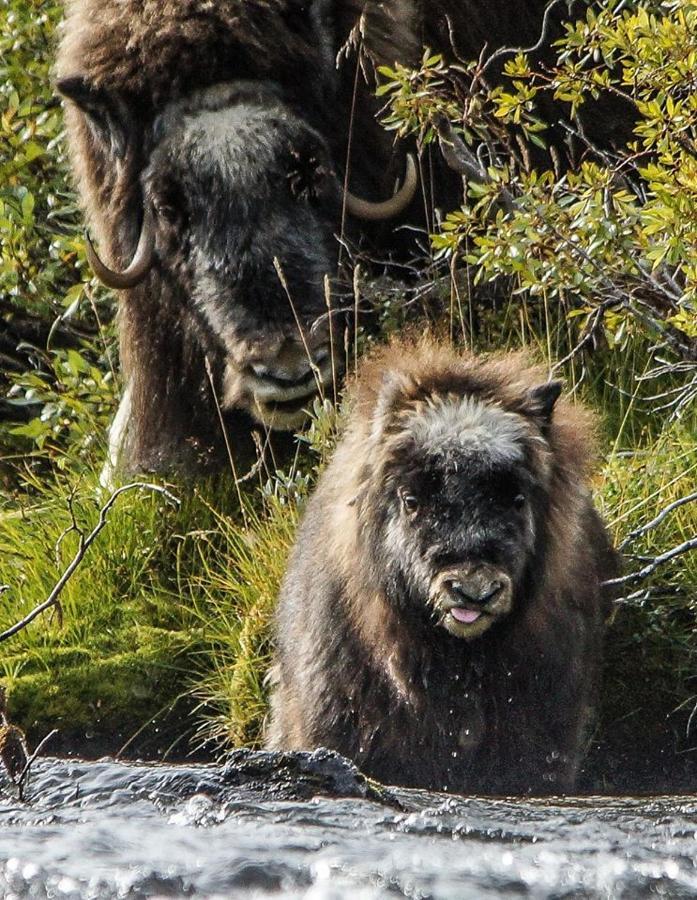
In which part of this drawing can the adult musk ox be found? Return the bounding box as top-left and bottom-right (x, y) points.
(267, 338), (619, 794)
(56, 1), (628, 472)
(56, 1), (420, 472)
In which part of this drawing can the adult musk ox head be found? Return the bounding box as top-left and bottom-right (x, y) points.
(127, 82), (345, 432)
(352, 351), (563, 640)
(57, 75), (416, 444)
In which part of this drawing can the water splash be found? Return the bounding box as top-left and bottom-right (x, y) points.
(2, 755), (697, 898)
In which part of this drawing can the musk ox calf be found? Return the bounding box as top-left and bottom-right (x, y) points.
(267, 339), (619, 794)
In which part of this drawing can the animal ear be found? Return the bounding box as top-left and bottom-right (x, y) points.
(370, 370), (415, 442)
(525, 380), (563, 423)
(56, 75), (131, 160)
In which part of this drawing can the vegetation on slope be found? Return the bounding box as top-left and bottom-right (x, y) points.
(0, 0), (695, 788)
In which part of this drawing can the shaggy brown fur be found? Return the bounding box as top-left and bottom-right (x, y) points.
(267, 337), (619, 794)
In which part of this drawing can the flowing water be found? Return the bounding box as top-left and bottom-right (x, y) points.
(1, 750), (696, 899)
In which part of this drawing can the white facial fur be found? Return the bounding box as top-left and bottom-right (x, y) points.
(405, 395), (528, 464)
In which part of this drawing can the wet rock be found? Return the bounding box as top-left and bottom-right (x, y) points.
(220, 748), (401, 806)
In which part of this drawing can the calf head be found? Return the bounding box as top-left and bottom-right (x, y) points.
(360, 374), (563, 639)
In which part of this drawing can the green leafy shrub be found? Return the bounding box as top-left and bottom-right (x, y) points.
(0, 0), (118, 486)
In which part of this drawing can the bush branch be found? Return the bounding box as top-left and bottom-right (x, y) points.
(605, 537), (697, 592)
(476, 0), (566, 79)
(0, 483), (180, 644)
(619, 492), (697, 551)
(434, 115), (516, 213)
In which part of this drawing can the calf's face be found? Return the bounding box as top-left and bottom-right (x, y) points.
(375, 392), (556, 639)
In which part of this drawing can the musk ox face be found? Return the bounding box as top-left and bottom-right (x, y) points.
(142, 84), (342, 429)
(57, 76), (416, 434)
(367, 385), (560, 639)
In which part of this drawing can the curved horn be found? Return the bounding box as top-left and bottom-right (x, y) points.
(86, 206), (156, 289)
(344, 153), (418, 221)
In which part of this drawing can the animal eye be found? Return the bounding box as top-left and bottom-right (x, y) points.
(513, 494), (526, 510)
(400, 490), (419, 515)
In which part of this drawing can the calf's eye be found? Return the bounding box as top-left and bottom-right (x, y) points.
(513, 494), (526, 510)
(400, 490), (419, 515)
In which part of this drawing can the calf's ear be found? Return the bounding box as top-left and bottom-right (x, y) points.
(56, 75), (132, 160)
(525, 380), (563, 424)
(370, 370), (416, 443)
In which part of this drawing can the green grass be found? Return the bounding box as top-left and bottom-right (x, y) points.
(185, 496), (301, 751)
(0, 468), (249, 755)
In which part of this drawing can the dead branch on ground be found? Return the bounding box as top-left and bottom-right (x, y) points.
(0, 482), (180, 644)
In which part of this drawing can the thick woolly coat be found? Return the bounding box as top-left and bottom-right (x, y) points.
(267, 339), (619, 794)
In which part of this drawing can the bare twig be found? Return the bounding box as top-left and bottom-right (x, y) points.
(605, 538), (697, 591)
(435, 115), (487, 183)
(16, 729), (58, 801)
(619, 492), (697, 551)
(550, 299), (619, 374)
(476, 0), (567, 80)
(54, 485), (80, 567)
(434, 116), (516, 214)
(0, 483), (180, 644)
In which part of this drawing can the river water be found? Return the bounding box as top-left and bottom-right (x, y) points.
(1, 750), (696, 899)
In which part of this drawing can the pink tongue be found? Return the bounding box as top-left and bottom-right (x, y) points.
(451, 607), (481, 624)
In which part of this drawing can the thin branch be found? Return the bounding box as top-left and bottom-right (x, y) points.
(0, 483), (180, 644)
(54, 485), (80, 567)
(605, 538), (697, 590)
(550, 299), (619, 374)
(619, 492), (697, 551)
(477, 0), (566, 79)
(434, 115), (516, 213)
(613, 587), (652, 607)
(435, 115), (487, 183)
(16, 729), (58, 801)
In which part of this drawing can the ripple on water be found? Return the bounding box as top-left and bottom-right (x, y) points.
(2, 757), (697, 898)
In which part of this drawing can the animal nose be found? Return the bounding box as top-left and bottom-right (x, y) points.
(249, 343), (332, 389)
(443, 575), (503, 606)
(249, 361), (315, 389)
